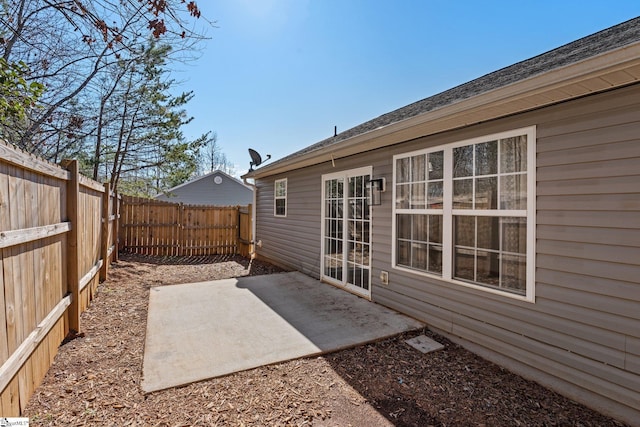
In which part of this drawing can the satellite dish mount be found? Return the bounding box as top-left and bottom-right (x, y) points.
(248, 149), (271, 171)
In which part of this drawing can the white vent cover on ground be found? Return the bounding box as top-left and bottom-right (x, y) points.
(405, 335), (444, 354)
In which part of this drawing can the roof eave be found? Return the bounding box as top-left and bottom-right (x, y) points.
(244, 41), (640, 180)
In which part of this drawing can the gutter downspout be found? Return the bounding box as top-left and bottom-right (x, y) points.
(243, 177), (258, 258)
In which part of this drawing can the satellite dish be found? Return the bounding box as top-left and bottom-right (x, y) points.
(248, 148), (271, 171)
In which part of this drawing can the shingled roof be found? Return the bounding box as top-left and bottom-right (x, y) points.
(248, 16), (640, 175)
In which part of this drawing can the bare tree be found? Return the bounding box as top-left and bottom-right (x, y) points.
(198, 132), (235, 175)
(0, 0), (207, 158)
(0, 1), (229, 196)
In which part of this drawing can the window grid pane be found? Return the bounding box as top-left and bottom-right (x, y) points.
(396, 214), (443, 274)
(396, 151), (443, 210)
(453, 138), (527, 211)
(453, 216), (526, 295)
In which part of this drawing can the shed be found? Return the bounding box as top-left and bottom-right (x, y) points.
(243, 18), (640, 425)
(155, 170), (253, 206)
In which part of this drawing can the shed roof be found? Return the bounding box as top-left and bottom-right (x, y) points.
(155, 170), (252, 198)
(244, 17), (640, 179)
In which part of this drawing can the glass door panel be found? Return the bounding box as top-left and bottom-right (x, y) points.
(346, 175), (370, 294)
(323, 178), (344, 282)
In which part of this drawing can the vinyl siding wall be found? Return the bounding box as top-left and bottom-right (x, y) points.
(254, 164), (323, 276)
(156, 173), (253, 206)
(253, 84), (640, 424)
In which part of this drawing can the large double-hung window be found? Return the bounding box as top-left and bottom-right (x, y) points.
(393, 127), (535, 301)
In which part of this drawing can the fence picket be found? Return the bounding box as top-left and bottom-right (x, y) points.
(0, 163), (10, 362)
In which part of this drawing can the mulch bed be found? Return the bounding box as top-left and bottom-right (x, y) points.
(23, 253), (626, 426)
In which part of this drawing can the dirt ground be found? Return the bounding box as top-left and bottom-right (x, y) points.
(23, 254), (626, 426)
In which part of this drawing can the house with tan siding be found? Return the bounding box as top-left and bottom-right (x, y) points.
(243, 17), (640, 425)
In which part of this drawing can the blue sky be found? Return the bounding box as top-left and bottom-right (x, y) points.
(174, 1), (639, 176)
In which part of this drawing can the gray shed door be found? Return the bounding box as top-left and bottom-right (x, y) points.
(321, 167), (372, 299)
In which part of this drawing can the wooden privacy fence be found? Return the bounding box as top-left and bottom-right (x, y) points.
(0, 140), (119, 416)
(120, 196), (252, 257)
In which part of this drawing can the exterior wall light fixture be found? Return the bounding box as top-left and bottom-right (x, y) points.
(367, 178), (385, 206)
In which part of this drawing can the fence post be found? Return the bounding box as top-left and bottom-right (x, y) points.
(113, 191), (119, 262)
(99, 182), (110, 282)
(62, 159), (80, 333)
(248, 203), (253, 257)
(178, 204), (184, 256)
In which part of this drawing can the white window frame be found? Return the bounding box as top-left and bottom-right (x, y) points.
(274, 178), (287, 217)
(392, 126), (536, 302)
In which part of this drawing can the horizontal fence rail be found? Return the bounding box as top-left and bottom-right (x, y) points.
(0, 140), (119, 416)
(120, 196), (252, 257)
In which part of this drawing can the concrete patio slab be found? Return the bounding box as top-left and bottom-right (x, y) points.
(142, 271), (424, 393)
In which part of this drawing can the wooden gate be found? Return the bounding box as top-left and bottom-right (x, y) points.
(238, 204), (253, 257)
